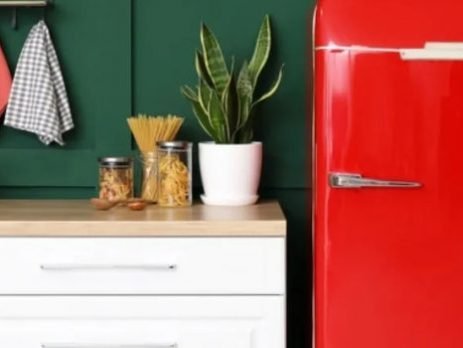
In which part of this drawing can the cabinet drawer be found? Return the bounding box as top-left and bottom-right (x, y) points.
(0, 296), (284, 348)
(0, 238), (284, 294)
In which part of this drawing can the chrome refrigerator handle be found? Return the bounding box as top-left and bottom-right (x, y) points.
(329, 173), (422, 189)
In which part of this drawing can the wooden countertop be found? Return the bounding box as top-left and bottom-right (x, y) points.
(0, 200), (286, 237)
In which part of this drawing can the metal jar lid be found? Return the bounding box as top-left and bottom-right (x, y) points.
(157, 141), (192, 150)
(98, 157), (133, 167)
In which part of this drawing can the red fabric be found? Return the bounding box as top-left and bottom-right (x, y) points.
(0, 44), (11, 116)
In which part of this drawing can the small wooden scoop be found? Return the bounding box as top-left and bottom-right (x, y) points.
(90, 198), (118, 211)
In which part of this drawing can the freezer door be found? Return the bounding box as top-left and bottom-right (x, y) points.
(315, 0), (463, 48)
(314, 48), (463, 348)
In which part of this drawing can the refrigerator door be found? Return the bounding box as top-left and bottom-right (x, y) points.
(314, 1), (463, 348)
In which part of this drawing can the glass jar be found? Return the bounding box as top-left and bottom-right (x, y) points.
(157, 141), (192, 207)
(140, 151), (158, 203)
(98, 157), (134, 202)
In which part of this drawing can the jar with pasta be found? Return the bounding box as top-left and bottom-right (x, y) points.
(157, 141), (192, 207)
(140, 151), (158, 203)
(98, 157), (134, 202)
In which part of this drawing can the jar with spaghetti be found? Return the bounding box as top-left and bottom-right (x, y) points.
(98, 157), (134, 202)
(140, 151), (158, 203)
(157, 141), (192, 207)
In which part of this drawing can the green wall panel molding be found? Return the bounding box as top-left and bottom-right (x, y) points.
(133, 0), (310, 189)
(0, 186), (95, 199)
(0, 0), (132, 188)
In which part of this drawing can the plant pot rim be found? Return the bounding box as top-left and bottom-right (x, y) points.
(199, 141), (262, 147)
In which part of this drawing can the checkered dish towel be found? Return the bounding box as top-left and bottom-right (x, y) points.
(5, 20), (73, 146)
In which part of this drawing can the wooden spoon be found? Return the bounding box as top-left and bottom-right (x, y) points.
(90, 198), (118, 211)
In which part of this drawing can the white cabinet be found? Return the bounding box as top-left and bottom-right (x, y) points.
(0, 201), (286, 348)
(0, 297), (284, 348)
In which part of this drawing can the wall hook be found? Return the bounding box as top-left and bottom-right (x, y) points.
(43, 0), (52, 22)
(0, 1), (52, 29)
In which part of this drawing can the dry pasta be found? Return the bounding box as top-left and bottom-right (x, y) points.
(99, 167), (133, 202)
(158, 154), (190, 207)
(127, 114), (184, 152)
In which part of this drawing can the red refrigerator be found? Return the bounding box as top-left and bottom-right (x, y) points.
(313, 0), (463, 347)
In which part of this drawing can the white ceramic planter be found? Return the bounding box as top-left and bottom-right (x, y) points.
(199, 142), (263, 206)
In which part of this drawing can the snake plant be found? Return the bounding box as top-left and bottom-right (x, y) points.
(181, 15), (284, 144)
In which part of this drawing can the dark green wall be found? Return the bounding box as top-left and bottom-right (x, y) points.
(0, 1), (312, 347)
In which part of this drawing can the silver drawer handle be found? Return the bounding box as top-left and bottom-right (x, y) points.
(40, 264), (177, 271)
(41, 344), (178, 348)
(329, 173), (422, 189)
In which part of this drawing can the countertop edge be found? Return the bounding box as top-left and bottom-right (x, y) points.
(0, 220), (287, 237)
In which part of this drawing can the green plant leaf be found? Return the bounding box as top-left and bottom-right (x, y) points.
(191, 99), (219, 141)
(252, 64), (284, 107)
(200, 23), (230, 95)
(182, 85), (218, 141)
(220, 60), (235, 140)
(237, 125), (254, 144)
(195, 51), (213, 87)
(236, 61), (253, 132)
(237, 62), (253, 99)
(221, 73), (239, 142)
(198, 78), (213, 112)
(221, 57), (235, 109)
(180, 85), (198, 102)
(208, 91), (227, 143)
(248, 15), (271, 88)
